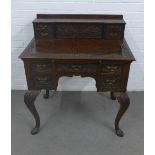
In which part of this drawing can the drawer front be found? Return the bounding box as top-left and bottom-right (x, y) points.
(32, 74), (52, 88)
(77, 24), (103, 38)
(33, 23), (53, 39)
(104, 24), (125, 40)
(55, 24), (103, 39)
(55, 24), (77, 38)
(34, 23), (125, 40)
(30, 62), (53, 89)
(104, 24), (124, 31)
(31, 63), (51, 73)
(57, 63), (97, 73)
(99, 76), (122, 91)
(101, 64), (122, 75)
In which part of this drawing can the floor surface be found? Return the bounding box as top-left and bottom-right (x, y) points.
(12, 91), (144, 155)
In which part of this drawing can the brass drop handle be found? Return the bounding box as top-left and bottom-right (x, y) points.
(36, 64), (47, 68)
(39, 25), (48, 29)
(105, 79), (116, 84)
(32, 64), (48, 72)
(106, 66), (119, 71)
(110, 32), (118, 37)
(40, 32), (48, 37)
(71, 65), (81, 71)
(37, 77), (48, 81)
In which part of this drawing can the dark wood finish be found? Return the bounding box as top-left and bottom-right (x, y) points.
(33, 14), (125, 53)
(36, 14), (124, 19)
(43, 89), (49, 99)
(113, 92), (130, 137)
(24, 90), (40, 135)
(110, 92), (116, 100)
(19, 14), (135, 137)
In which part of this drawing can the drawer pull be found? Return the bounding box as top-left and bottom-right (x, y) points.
(106, 66), (119, 71)
(36, 64), (47, 68)
(71, 65), (82, 71)
(40, 32), (48, 37)
(32, 64), (50, 73)
(39, 25), (48, 29)
(109, 32), (118, 37)
(105, 79), (117, 84)
(36, 24), (48, 30)
(36, 77), (48, 81)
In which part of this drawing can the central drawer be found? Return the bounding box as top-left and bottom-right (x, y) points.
(56, 62), (97, 73)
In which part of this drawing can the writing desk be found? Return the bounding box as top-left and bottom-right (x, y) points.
(19, 14), (135, 137)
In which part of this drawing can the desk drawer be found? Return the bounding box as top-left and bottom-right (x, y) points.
(101, 64), (122, 75)
(33, 23), (54, 39)
(55, 24), (77, 38)
(57, 63), (97, 73)
(32, 74), (52, 89)
(99, 76), (121, 91)
(104, 24), (125, 40)
(31, 63), (51, 73)
(78, 24), (103, 38)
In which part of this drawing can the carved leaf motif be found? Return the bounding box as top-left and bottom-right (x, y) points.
(31, 64), (51, 73)
(102, 65), (122, 74)
(57, 64), (97, 72)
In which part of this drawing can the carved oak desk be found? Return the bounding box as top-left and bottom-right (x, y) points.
(19, 14), (135, 137)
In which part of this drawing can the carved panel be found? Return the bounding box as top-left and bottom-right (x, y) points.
(99, 76), (121, 90)
(79, 24), (102, 33)
(31, 63), (51, 73)
(33, 23), (53, 39)
(56, 63), (97, 73)
(55, 24), (103, 38)
(32, 74), (52, 88)
(101, 64), (122, 74)
(77, 24), (103, 38)
(104, 24), (124, 40)
(55, 24), (77, 38)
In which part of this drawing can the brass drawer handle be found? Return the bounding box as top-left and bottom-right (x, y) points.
(105, 79), (117, 84)
(110, 32), (118, 37)
(106, 66), (119, 71)
(36, 77), (48, 81)
(40, 32), (48, 37)
(32, 64), (50, 72)
(71, 65), (82, 70)
(36, 64), (47, 68)
(39, 25), (48, 29)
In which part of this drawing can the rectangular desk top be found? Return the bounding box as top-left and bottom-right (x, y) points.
(19, 38), (135, 62)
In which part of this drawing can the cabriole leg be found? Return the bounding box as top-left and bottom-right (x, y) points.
(113, 92), (130, 137)
(24, 90), (40, 135)
(43, 89), (49, 99)
(110, 92), (116, 100)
